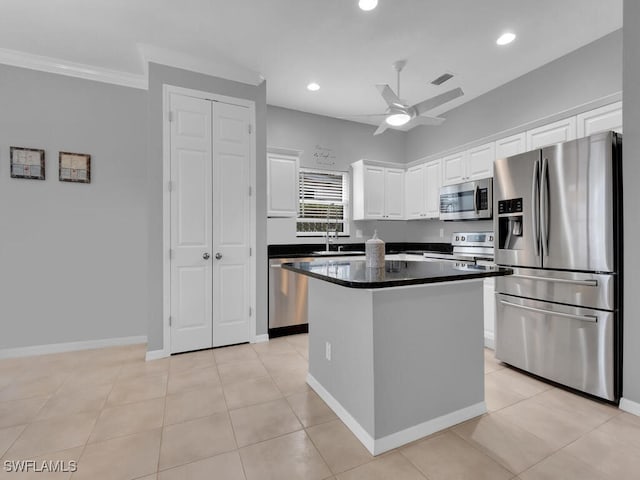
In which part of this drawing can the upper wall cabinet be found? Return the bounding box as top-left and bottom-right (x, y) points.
(577, 101), (622, 137)
(267, 150), (299, 217)
(442, 141), (494, 185)
(404, 159), (442, 220)
(526, 117), (577, 150)
(495, 132), (526, 159)
(352, 160), (404, 220)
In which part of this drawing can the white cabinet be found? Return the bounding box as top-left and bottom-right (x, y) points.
(404, 165), (425, 220)
(495, 132), (526, 159)
(483, 277), (495, 349)
(442, 151), (466, 185)
(577, 101), (622, 137)
(404, 159), (442, 220)
(423, 159), (442, 218)
(442, 142), (494, 185)
(467, 142), (495, 180)
(267, 151), (299, 217)
(384, 168), (405, 219)
(526, 117), (577, 150)
(352, 160), (404, 220)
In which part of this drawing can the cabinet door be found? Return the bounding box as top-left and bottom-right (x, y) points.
(576, 102), (622, 137)
(404, 164), (424, 219)
(442, 151), (466, 185)
(267, 153), (299, 217)
(423, 159), (442, 218)
(526, 117), (577, 150)
(467, 142), (495, 180)
(363, 165), (385, 219)
(495, 132), (526, 159)
(384, 168), (405, 219)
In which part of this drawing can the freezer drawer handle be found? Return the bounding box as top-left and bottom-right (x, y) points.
(499, 300), (598, 323)
(511, 274), (598, 287)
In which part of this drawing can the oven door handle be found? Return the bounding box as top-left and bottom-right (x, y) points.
(510, 274), (598, 287)
(499, 300), (598, 323)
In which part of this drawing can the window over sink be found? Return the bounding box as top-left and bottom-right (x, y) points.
(297, 168), (350, 236)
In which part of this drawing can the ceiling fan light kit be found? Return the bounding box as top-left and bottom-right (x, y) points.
(385, 112), (410, 126)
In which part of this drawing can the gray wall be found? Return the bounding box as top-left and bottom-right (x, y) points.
(267, 106), (409, 245)
(146, 63), (267, 350)
(0, 64), (148, 348)
(406, 29), (622, 160)
(622, 0), (640, 405)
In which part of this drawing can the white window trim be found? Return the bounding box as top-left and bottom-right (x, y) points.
(297, 167), (350, 237)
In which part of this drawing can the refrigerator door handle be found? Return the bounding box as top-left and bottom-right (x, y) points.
(498, 300), (598, 323)
(511, 274), (598, 287)
(540, 157), (550, 258)
(532, 158), (541, 257)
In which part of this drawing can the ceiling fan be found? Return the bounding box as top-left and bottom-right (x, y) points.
(353, 60), (464, 135)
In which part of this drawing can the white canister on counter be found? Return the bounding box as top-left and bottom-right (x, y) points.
(365, 230), (385, 268)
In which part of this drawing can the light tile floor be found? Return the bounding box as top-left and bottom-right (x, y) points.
(0, 335), (638, 479)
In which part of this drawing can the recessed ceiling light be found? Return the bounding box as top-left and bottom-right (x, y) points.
(359, 0), (378, 11)
(385, 113), (411, 126)
(496, 32), (516, 46)
(307, 82), (320, 91)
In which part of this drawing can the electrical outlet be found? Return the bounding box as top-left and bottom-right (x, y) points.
(325, 341), (332, 361)
(355, 229), (363, 238)
(439, 228), (444, 238)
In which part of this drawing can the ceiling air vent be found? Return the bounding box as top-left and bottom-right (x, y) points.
(431, 73), (454, 86)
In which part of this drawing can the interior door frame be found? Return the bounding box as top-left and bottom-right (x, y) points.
(161, 84), (257, 358)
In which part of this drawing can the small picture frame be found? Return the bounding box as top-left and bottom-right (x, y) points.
(59, 151), (91, 183)
(10, 147), (45, 180)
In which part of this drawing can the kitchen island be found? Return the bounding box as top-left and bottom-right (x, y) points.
(281, 259), (512, 455)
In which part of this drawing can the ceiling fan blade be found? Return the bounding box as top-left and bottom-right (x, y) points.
(412, 87), (464, 116)
(374, 121), (389, 136)
(376, 84), (404, 108)
(340, 113), (390, 121)
(412, 116), (446, 126)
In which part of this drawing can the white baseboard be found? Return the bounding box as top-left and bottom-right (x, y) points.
(252, 334), (269, 343)
(307, 373), (375, 453)
(620, 397), (640, 417)
(145, 349), (170, 361)
(307, 373), (486, 456)
(0, 335), (147, 360)
(484, 331), (495, 350)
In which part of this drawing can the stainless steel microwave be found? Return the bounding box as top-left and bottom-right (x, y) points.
(439, 178), (493, 221)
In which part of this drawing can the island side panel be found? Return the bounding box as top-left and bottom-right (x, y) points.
(307, 277), (376, 437)
(372, 280), (485, 439)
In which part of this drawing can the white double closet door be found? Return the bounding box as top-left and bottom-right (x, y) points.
(169, 93), (252, 354)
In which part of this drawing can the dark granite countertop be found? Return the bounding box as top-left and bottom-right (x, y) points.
(281, 259), (512, 289)
(268, 242), (452, 259)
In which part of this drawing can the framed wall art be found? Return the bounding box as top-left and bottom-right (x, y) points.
(59, 151), (91, 183)
(10, 147), (45, 180)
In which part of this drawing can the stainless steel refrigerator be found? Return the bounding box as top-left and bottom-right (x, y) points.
(493, 131), (622, 402)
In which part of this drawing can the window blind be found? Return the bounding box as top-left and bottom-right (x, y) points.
(297, 169), (349, 235)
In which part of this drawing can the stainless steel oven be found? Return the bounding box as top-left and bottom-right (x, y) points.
(439, 178), (492, 221)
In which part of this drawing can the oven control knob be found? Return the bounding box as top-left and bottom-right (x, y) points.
(489, 235), (493, 241)
(455, 236), (459, 241)
(461, 236), (466, 241)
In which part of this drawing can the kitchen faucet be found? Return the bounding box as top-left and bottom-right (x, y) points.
(325, 203), (337, 252)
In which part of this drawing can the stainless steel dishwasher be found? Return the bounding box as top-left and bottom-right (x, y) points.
(269, 257), (313, 336)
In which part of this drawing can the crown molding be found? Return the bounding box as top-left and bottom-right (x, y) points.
(0, 47), (147, 89)
(138, 43), (263, 86)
